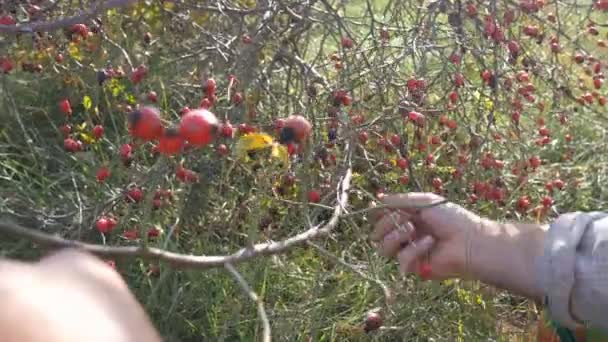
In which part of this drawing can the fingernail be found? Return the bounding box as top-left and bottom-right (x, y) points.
(419, 235), (435, 248)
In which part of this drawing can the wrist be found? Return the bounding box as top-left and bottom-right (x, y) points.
(469, 218), (548, 299)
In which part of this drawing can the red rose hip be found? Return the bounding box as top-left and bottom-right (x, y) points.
(179, 109), (219, 146)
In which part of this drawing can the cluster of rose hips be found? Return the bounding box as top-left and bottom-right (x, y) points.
(75, 81), (314, 234)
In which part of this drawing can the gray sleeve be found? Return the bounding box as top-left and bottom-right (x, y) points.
(537, 211), (608, 330)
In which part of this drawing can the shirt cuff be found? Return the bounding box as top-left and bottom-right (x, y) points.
(536, 212), (601, 328)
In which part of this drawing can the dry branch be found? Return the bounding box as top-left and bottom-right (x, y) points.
(0, 168), (352, 269)
(0, 0), (134, 34)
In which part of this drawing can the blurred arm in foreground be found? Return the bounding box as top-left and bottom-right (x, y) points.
(371, 192), (608, 333)
(0, 249), (161, 342)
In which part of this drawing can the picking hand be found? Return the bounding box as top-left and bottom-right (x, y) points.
(370, 193), (482, 280)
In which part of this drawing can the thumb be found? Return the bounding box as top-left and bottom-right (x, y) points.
(396, 235), (435, 274)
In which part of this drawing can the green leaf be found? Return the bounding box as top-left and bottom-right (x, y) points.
(83, 95), (92, 111)
(126, 94), (137, 105)
(108, 78), (125, 98)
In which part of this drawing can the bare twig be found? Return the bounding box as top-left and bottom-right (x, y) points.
(307, 240), (394, 306)
(225, 263), (271, 342)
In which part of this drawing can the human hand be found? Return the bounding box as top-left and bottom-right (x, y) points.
(370, 192), (484, 280)
(0, 249), (161, 342)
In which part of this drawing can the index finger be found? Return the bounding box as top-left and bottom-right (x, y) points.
(379, 192), (447, 212)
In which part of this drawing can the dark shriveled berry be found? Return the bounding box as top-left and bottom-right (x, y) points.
(364, 311), (383, 333)
(279, 126), (296, 144)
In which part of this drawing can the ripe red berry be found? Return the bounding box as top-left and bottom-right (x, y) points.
(242, 34), (252, 44)
(96, 216), (117, 233)
(481, 70), (493, 83)
(453, 73), (465, 87)
(529, 155), (541, 169)
(148, 227), (161, 238)
(232, 92), (243, 105)
(553, 178), (565, 190)
(418, 262), (433, 280)
(179, 109), (219, 146)
(63, 138), (80, 152)
(123, 230), (139, 240)
(448, 91), (458, 103)
(466, 2), (478, 16)
(130, 65), (148, 84)
(1, 56), (13, 73)
(60, 99), (72, 116)
(128, 106), (163, 141)
(399, 174), (409, 185)
(397, 158), (408, 170)
(70, 24), (89, 38)
(238, 123), (256, 135)
(517, 196), (531, 211)
(407, 111), (425, 126)
(96, 167), (110, 182)
(511, 111), (521, 123)
(280, 115), (312, 144)
(176, 165), (198, 183)
(199, 97), (212, 109)
(220, 121), (234, 138)
(432, 177), (443, 190)
(594, 78), (603, 89)
(216, 144), (229, 156)
(308, 190), (321, 203)
(60, 124), (72, 136)
(390, 134), (401, 146)
(204, 78), (216, 95)
(0, 14), (16, 25)
(179, 107), (191, 116)
(523, 25), (539, 37)
(92, 125), (104, 139)
(147, 91), (158, 102)
(358, 131), (369, 144)
(158, 127), (184, 155)
(538, 126), (550, 137)
(507, 40), (520, 56)
(126, 187), (144, 203)
(341, 37), (354, 49)
(119, 143), (133, 159)
(380, 26), (390, 40)
(542, 195), (553, 208)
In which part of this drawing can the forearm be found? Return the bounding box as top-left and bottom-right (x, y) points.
(470, 218), (548, 300)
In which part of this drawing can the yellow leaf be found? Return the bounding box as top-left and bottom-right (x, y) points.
(271, 144), (290, 166)
(83, 95), (92, 110)
(68, 42), (82, 61)
(484, 98), (494, 111)
(79, 132), (96, 144)
(237, 133), (274, 151)
(235, 133), (275, 160)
